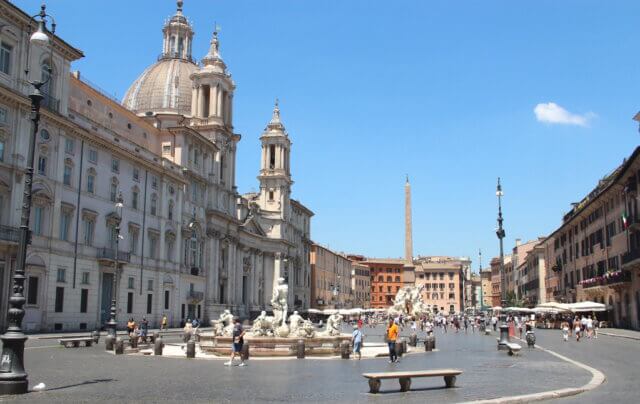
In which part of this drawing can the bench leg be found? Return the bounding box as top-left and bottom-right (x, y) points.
(368, 379), (381, 394)
(399, 377), (411, 392)
(73, 342), (79, 348)
(444, 375), (456, 388)
(508, 349), (513, 356)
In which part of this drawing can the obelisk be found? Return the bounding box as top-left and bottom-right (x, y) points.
(403, 175), (416, 285)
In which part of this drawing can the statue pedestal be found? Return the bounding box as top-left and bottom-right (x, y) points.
(199, 333), (351, 357)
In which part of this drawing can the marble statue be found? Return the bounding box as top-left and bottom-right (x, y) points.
(322, 313), (343, 336)
(211, 309), (235, 336)
(250, 310), (275, 337)
(271, 277), (289, 327)
(296, 319), (316, 338)
(388, 285), (430, 319)
(288, 311), (303, 334)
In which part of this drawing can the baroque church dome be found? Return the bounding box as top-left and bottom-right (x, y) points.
(122, 1), (197, 115)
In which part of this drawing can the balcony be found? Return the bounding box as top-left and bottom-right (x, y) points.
(622, 248), (640, 268)
(580, 270), (632, 289)
(187, 290), (204, 303)
(96, 248), (131, 264)
(0, 225), (20, 244)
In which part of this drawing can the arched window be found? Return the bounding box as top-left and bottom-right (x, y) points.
(110, 178), (118, 202)
(150, 194), (157, 216)
(168, 200), (174, 221)
(169, 36), (176, 54)
(177, 37), (184, 56)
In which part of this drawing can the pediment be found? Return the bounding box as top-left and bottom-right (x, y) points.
(241, 216), (266, 237)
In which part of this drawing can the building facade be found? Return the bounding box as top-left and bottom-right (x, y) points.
(310, 244), (352, 309)
(351, 261), (370, 309)
(414, 256), (466, 315)
(359, 258), (406, 308)
(0, 1), (313, 331)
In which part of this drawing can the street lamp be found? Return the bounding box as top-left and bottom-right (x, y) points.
(0, 4), (56, 395)
(105, 193), (124, 349)
(495, 178), (510, 349)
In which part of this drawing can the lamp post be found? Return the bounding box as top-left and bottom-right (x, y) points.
(495, 178), (510, 349)
(105, 193), (124, 349)
(0, 4), (55, 395)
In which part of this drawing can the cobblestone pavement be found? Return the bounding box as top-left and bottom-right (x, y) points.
(0, 325), (593, 403)
(528, 329), (639, 404)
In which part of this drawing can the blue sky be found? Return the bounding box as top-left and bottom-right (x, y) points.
(25, 0), (640, 270)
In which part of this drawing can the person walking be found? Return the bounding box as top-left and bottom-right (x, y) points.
(491, 315), (498, 332)
(352, 324), (363, 360)
(386, 319), (399, 363)
(127, 318), (136, 336)
(561, 320), (569, 342)
(586, 316), (593, 339)
(161, 314), (168, 331)
(574, 317), (581, 342)
(225, 318), (246, 366)
(140, 317), (149, 343)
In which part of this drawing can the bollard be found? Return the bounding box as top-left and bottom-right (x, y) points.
(105, 334), (114, 351)
(341, 341), (351, 359)
(186, 340), (196, 358)
(183, 332), (191, 343)
(402, 340), (408, 354)
(431, 335), (436, 350)
(152, 331), (159, 345)
(114, 337), (124, 355)
(409, 334), (417, 347)
(154, 335), (164, 356)
(241, 343), (250, 361)
(296, 339), (305, 359)
(130, 335), (138, 349)
(395, 341), (403, 358)
(91, 330), (100, 344)
(424, 339), (432, 352)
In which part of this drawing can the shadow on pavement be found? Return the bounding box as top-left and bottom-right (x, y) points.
(35, 378), (115, 392)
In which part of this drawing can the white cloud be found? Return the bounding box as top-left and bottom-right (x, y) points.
(534, 102), (594, 127)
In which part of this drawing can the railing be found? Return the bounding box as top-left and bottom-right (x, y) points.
(622, 248), (640, 266)
(96, 248), (131, 263)
(41, 93), (60, 113)
(187, 290), (204, 302)
(157, 52), (196, 63)
(580, 270), (631, 289)
(0, 225), (20, 243)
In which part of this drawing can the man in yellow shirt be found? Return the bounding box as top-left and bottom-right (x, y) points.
(387, 319), (399, 363)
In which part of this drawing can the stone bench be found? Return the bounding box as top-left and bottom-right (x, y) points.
(506, 342), (521, 356)
(59, 337), (94, 348)
(363, 369), (462, 394)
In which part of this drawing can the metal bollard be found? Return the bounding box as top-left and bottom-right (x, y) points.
(105, 334), (114, 351)
(341, 341), (351, 359)
(114, 337), (124, 355)
(409, 334), (417, 347)
(183, 332), (191, 343)
(296, 339), (305, 359)
(154, 335), (164, 356)
(431, 335), (436, 350)
(402, 340), (408, 353)
(241, 343), (250, 361)
(91, 330), (100, 344)
(395, 341), (403, 358)
(424, 336), (433, 352)
(130, 336), (138, 349)
(186, 340), (196, 358)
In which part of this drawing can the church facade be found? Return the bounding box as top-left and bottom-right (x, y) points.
(0, 0), (312, 332)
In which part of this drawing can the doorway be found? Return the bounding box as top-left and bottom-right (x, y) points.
(101, 273), (114, 326)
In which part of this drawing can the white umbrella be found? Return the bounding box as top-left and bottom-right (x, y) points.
(505, 307), (534, 313)
(536, 302), (571, 311)
(307, 309), (323, 314)
(492, 306), (503, 311)
(568, 301), (606, 312)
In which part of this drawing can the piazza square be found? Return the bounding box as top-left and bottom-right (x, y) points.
(0, 0), (639, 402)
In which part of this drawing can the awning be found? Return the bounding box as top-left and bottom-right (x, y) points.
(568, 301), (607, 312)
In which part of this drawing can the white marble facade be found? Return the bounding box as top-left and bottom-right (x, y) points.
(0, 0), (312, 332)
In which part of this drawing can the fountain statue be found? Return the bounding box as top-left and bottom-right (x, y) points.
(250, 311), (275, 337)
(210, 309), (235, 336)
(288, 311), (303, 335)
(388, 284), (430, 318)
(271, 277), (290, 337)
(321, 312), (343, 336)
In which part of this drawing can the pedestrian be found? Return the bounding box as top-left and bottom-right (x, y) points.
(127, 317), (136, 335)
(593, 314), (599, 339)
(491, 315), (498, 331)
(463, 317), (469, 333)
(183, 319), (193, 342)
(561, 320), (569, 342)
(411, 319), (417, 334)
(386, 318), (399, 363)
(140, 317), (149, 343)
(161, 314), (168, 331)
(574, 318), (581, 342)
(357, 317), (363, 329)
(225, 318), (247, 366)
(352, 324), (363, 360)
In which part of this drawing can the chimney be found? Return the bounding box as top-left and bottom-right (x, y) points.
(515, 238), (521, 247)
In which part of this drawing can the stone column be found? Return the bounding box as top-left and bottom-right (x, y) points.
(208, 85), (217, 117)
(216, 87), (223, 117)
(191, 85), (198, 117)
(228, 94), (233, 125)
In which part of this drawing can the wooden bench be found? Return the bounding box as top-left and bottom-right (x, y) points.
(506, 342), (521, 356)
(59, 337), (94, 348)
(363, 369), (462, 394)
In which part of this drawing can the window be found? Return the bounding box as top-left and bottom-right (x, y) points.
(111, 158), (119, 173)
(146, 294), (153, 314)
(37, 156), (47, 175)
(56, 268), (66, 283)
(150, 194), (157, 216)
(130, 229), (139, 254)
(81, 271), (90, 285)
(110, 179), (118, 202)
(63, 164), (72, 186)
(85, 172), (95, 194)
(149, 234), (158, 258)
(59, 211), (71, 241)
(191, 182), (198, 201)
(220, 154), (224, 180)
(80, 289), (88, 313)
(64, 138), (75, 154)
(269, 145), (276, 168)
(127, 292), (133, 313)
(0, 42), (12, 75)
(132, 190), (139, 210)
(0, 106), (6, 124)
(88, 149), (98, 163)
(147, 279), (153, 291)
(162, 144), (171, 154)
(83, 218), (94, 246)
(268, 190), (274, 201)
(151, 176), (158, 189)
(0, 138), (5, 162)
(27, 277), (38, 305)
(166, 239), (174, 261)
(133, 167), (139, 181)
(54, 287), (64, 312)
(128, 276), (135, 289)
(33, 206), (43, 236)
(164, 290), (170, 310)
(168, 201), (174, 221)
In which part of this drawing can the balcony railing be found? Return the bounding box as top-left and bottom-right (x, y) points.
(580, 270), (631, 289)
(0, 225), (20, 243)
(96, 248), (131, 263)
(187, 290), (204, 302)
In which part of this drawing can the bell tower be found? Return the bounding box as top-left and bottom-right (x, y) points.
(161, 1), (194, 61)
(258, 100), (292, 222)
